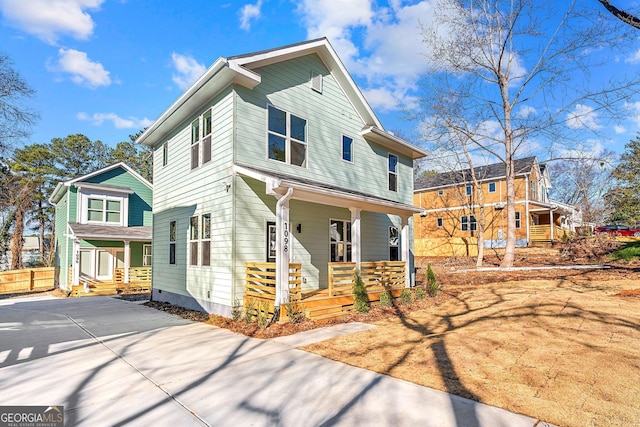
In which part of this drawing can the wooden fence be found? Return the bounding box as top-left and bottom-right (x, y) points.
(0, 267), (56, 294)
(245, 262), (302, 301)
(328, 261), (406, 297)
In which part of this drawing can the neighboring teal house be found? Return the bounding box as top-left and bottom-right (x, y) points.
(49, 163), (153, 290)
(137, 38), (427, 317)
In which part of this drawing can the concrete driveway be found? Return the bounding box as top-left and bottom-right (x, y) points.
(0, 296), (544, 426)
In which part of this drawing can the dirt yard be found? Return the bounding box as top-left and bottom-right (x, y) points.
(303, 253), (640, 427)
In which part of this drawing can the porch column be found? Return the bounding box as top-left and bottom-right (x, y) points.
(275, 187), (294, 307)
(401, 215), (411, 288)
(72, 239), (80, 287)
(550, 210), (554, 243)
(124, 240), (130, 284)
(349, 208), (362, 270)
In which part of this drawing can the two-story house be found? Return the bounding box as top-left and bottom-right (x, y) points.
(414, 156), (582, 256)
(49, 163), (153, 293)
(137, 38), (427, 318)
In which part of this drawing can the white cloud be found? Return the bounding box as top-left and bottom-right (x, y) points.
(55, 48), (111, 88)
(624, 101), (640, 128)
(77, 112), (153, 129)
(566, 104), (602, 130)
(614, 125), (626, 134)
(516, 105), (537, 119)
(171, 52), (206, 90)
(0, 0), (103, 44)
(625, 49), (640, 64)
(239, 0), (263, 31)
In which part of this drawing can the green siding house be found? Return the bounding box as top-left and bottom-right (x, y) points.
(138, 38), (426, 316)
(49, 163), (153, 290)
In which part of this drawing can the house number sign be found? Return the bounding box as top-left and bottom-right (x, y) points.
(283, 222), (289, 253)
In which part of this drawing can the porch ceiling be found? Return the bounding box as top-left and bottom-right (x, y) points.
(68, 223), (152, 241)
(233, 164), (422, 217)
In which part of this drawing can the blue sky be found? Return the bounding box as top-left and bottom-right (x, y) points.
(1, 0), (640, 159)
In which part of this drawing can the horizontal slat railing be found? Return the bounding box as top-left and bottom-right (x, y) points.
(245, 262), (302, 302)
(328, 261), (406, 297)
(114, 267), (152, 284)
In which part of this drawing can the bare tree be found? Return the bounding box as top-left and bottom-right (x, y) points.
(597, 0), (640, 30)
(0, 53), (38, 153)
(419, 0), (639, 267)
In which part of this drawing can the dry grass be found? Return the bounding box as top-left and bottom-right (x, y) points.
(302, 266), (640, 427)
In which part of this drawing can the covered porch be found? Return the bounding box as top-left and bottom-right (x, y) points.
(528, 201), (579, 245)
(234, 164), (422, 322)
(68, 223), (152, 296)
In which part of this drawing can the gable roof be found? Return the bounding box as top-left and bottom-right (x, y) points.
(136, 38), (426, 159)
(415, 156), (540, 191)
(49, 162), (152, 204)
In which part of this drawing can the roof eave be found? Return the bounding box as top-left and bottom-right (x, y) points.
(361, 126), (427, 160)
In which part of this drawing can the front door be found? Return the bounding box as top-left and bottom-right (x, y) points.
(330, 219), (352, 262)
(95, 250), (113, 281)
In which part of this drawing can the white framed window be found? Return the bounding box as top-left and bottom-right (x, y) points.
(388, 153), (398, 192)
(530, 180), (537, 200)
(436, 217), (443, 228)
(461, 215), (477, 232)
(466, 185), (472, 196)
(266, 221), (276, 262)
(191, 118), (200, 170)
(201, 213), (211, 266)
(267, 105), (307, 167)
(143, 244), (152, 266)
(162, 142), (168, 167)
(189, 216), (199, 266)
(169, 220), (177, 265)
(83, 194), (125, 225)
(202, 109), (212, 164)
(389, 226), (399, 261)
(342, 135), (353, 162)
(438, 189), (444, 196)
(488, 182), (496, 193)
(515, 211), (521, 229)
(330, 219), (351, 262)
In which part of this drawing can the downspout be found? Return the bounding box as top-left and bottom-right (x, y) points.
(269, 186), (294, 326)
(525, 174), (530, 245)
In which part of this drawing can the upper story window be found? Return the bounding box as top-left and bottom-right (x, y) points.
(461, 214), (477, 232)
(488, 182), (496, 193)
(267, 105), (307, 167)
(515, 211), (521, 229)
(388, 154), (398, 192)
(191, 118), (200, 169)
(530, 180), (537, 200)
(438, 189), (444, 196)
(342, 135), (353, 162)
(87, 197), (121, 223)
(162, 142), (168, 167)
(465, 185), (472, 196)
(202, 109), (212, 164)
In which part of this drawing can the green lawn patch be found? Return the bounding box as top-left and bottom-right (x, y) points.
(611, 241), (640, 262)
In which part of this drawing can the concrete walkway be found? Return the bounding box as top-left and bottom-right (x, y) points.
(0, 296), (549, 426)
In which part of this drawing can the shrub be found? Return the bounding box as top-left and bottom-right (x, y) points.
(231, 298), (242, 322)
(379, 289), (393, 307)
(414, 286), (427, 300)
(352, 269), (370, 313)
(399, 288), (413, 305)
(256, 301), (269, 329)
(243, 298), (256, 323)
(426, 264), (439, 297)
(284, 300), (306, 324)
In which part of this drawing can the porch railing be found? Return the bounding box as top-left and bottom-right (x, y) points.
(245, 262), (302, 301)
(530, 225), (573, 242)
(328, 261), (406, 297)
(114, 267), (152, 284)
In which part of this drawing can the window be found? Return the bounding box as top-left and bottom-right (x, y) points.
(201, 213), (211, 266)
(466, 185), (472, 196)
(342, 135), (353, 162)
(515, 211), (521, 229)
(461, 215), (477, 232)
(488, 182), (496, 193)
(388, 154), (398, 192)
(189, 216), (199, 266)
(266, 221), (276, 262)
(438, 189), (444, 196)
(202, 109), (212, 164)
(389, 226), (399, 261)
(143, 244), (152, 266)
(162, 142), (168, 167)
(87, 197), (121, 224)
(330, 219), (351, 262)
(169, 221), (176, 265)
(530, 180), (537, 200)
(267, 105), (307, 167)
(436, 217), (443, 228)
(191, 118), (200, 169)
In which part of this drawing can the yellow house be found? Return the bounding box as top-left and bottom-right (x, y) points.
(413, 156), (582, 256)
